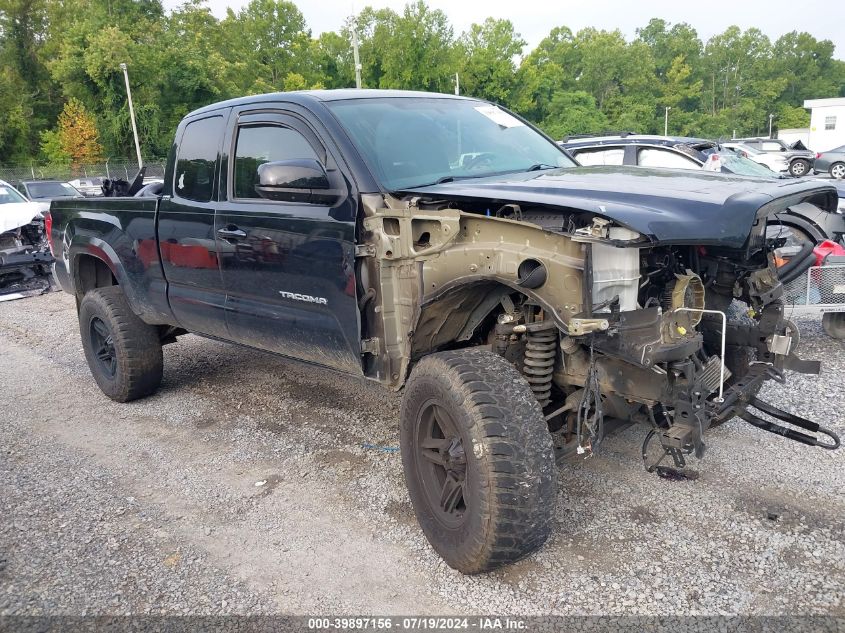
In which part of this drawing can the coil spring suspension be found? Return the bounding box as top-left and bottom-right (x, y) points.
(523, 322), (557, 407)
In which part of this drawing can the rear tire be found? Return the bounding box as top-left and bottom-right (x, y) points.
(78, 286), (163, 402)
(822, 312), (845, 340)
(789, 159), (810, 177)
(831, 162), (845, 180)
(400, 348), (557, 574)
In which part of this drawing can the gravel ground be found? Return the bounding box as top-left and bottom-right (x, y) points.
(0, 291), (843, 616)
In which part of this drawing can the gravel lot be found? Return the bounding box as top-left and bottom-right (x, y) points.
(1, 291), (843, 616)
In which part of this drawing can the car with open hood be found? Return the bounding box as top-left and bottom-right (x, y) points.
(732, 137), (816, 177)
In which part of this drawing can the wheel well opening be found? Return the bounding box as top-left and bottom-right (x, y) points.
(75, 255), (117, 300)
(412, 281), (526, 359)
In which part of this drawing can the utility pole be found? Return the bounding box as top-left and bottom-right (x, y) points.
(454, 73), (460, 96)
(119, 63), (143, 169)
(351, 17), (362, 89)
(768, 113), (774, 139)
(664, 106), (671, 136)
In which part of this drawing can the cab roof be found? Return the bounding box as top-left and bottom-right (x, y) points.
(187, 89), (480, 118)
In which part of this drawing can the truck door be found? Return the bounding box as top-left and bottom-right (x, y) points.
(216, 109), (362, 374)
(158, 113), (230, 338)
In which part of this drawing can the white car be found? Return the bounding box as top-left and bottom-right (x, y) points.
(0, 179), (45, 232)
(721, 142), (790, 173)
(67, 177), (104, 197)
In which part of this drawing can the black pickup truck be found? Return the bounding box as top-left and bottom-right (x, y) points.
(48, 90), (840, 574)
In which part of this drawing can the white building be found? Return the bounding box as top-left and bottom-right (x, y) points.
(804, 97), (845, 152)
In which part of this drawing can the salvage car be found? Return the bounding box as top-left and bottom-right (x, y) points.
(560, 134), (845, 247)
(48, 91), (841, 574)
(0, 179), (54, 297)
(721, 141), (791, 173)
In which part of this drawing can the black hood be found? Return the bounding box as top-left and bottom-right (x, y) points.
(401, 166), (838, 248)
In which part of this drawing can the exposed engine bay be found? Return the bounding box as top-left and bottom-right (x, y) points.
(357, 193), (840, 475)
(0, 213), (55, 299)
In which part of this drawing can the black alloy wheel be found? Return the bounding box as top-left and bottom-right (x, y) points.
(89, 316), (117, 378)
(415, 401), (468, 528)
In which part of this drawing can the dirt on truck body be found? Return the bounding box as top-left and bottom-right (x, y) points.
(48, 90), (841, 575)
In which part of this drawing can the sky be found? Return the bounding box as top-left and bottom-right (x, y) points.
(162, 0), (845, 58)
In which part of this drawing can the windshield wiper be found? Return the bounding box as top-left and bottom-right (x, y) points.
(405, 173), (488, 189)
(405, 164), (560, 190)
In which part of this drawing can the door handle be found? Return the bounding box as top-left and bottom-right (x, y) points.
(218, 226), (247, 240)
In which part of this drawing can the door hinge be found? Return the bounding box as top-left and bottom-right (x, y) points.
(355, 243), (376, 258)
(360, 337), (381, 355)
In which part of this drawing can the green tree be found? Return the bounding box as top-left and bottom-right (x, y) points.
(377, 1), (456, 92)
(540, 91), (609, 139)
(457, 18), (525, 104)
(222, 0), (311, 93)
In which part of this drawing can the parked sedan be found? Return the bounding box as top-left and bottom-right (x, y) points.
(814, 146), (845, 179)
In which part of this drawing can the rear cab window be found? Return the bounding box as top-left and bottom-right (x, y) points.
(174, 116), (225, 202)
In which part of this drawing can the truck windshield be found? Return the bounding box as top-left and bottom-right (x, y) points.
(327, 97), (575, 190)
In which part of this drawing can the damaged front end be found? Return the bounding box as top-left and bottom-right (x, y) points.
(0, 212), (55, 300)
(358, 190), (839, 476)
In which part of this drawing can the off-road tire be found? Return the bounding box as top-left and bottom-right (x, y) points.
(400, 348), (557, 574)
(822, 312), (845, 339)
(789, 158), (810, 177)
(79, 286), (163, 402)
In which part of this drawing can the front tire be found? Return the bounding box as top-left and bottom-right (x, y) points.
(705, 301), (761, 426)
(789, 159), (810, 177)
(400, 348), (557, 574)
(79, 286), (163, 402)
(831, 162), (845, 180)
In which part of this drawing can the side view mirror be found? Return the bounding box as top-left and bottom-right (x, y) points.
(255, 159), (337, 203)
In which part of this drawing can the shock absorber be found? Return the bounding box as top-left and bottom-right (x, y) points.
(523, 321), (557, 407)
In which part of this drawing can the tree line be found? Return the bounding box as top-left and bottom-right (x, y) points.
(1, 0), (843, 166)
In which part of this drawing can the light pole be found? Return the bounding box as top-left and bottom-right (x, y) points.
(351, 17), (362, 89)
(664, 106), (671, 136)
(120, 62), (143, 169)
(768, 113), (774, 139)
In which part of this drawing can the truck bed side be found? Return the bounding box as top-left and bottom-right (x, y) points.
(49, 196), (176, 325)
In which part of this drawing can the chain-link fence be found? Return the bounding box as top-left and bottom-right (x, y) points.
(0, 159), (167, 185)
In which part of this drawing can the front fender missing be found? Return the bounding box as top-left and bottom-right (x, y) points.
(359, 199), (586, 388)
